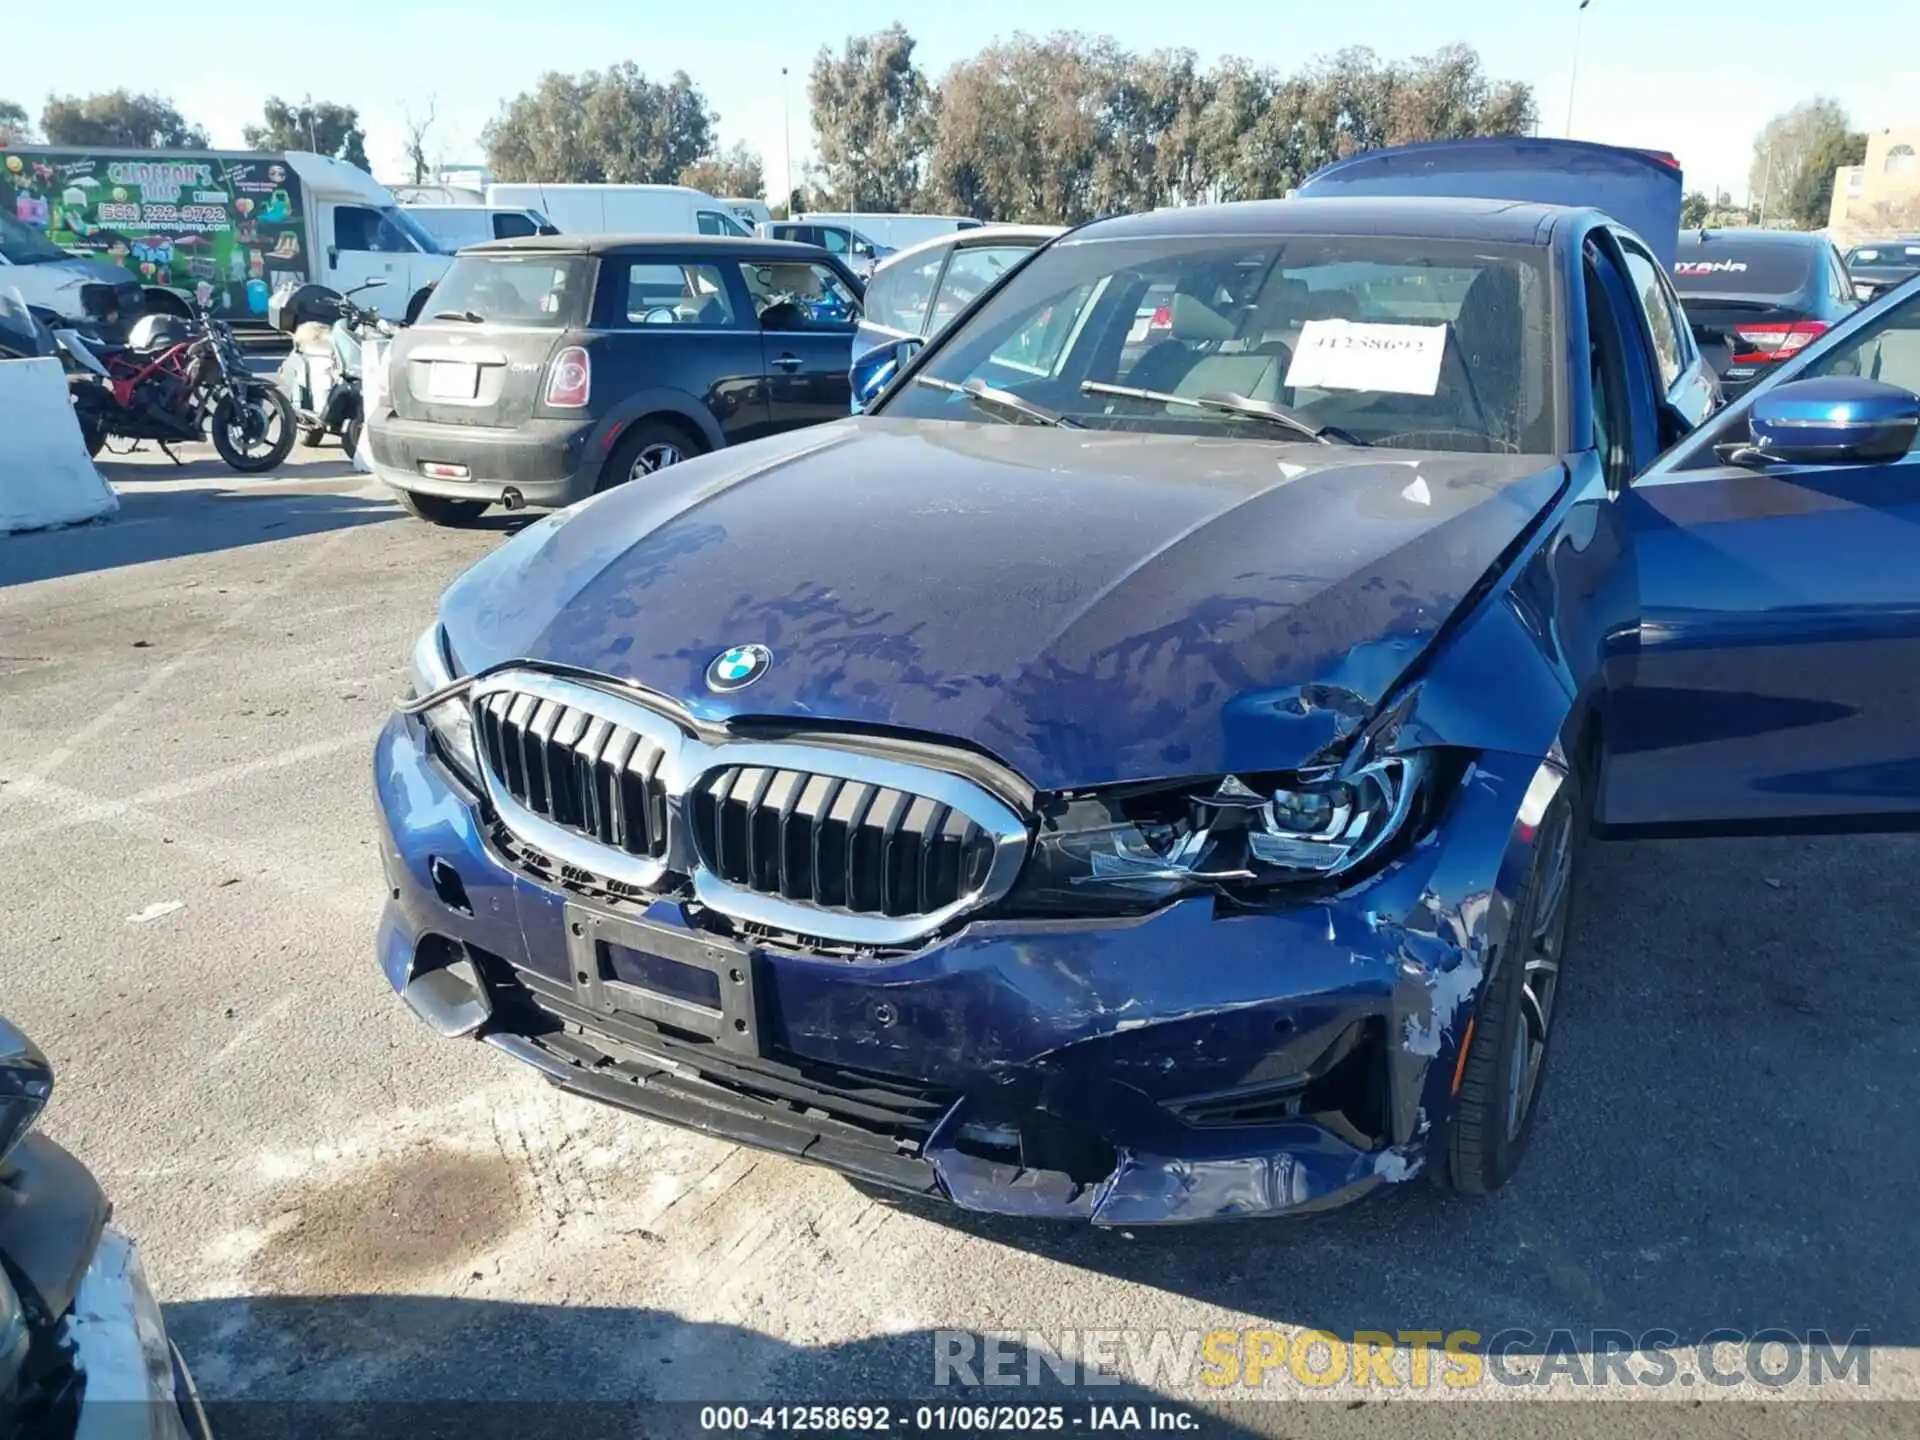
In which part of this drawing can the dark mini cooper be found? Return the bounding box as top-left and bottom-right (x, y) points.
(368, 235), (865, 525)
(374, 141), (1920, 1223)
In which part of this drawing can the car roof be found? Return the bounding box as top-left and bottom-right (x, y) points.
(1069, 196), (1566, 247)
(876, 225), (1067, 273)
(463, 234), (833, 260)
(1677, 228), (1828, 250)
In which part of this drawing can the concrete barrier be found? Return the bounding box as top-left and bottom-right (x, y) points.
(0, 358), (118, 534)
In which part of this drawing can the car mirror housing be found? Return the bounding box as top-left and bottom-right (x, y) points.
(1747, 376), (1920, 466)
(851, 337), (924, 412)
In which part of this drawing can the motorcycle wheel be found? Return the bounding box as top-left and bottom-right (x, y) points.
(211, 386), (296, 474)
(77, 411), (107, 459)
(341, 411), (363, 458)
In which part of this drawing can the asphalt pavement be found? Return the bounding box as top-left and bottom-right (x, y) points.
(0, 442), (1915, 1438)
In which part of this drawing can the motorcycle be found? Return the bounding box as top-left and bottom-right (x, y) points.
(59, 300), (296, 474)
(273, 278), (394, 455)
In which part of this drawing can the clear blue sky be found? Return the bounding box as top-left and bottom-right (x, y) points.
(9, 0), (1907, 203)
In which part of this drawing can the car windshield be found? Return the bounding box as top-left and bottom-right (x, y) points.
(382, 204), (447, 254)
(0, 211), (70, 265)
(1847, 243), (1920, 270)
(877, 232), (1557, 453)
(424, 254), (587, 325)
(1672, 238), (1812, 298)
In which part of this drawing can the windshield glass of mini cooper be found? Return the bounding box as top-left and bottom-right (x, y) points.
(879, 233), (1557, 453)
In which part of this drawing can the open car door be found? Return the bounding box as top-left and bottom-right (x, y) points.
(1298, 138), (1684, 271)
(1599, 279), (1920, 834)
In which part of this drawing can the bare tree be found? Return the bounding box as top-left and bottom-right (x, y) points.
(402, 97), (439, 185)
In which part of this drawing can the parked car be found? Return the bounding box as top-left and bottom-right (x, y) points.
(852, 225), (1064, 408)
(483, 184), (753, 239)
(0, 1017), (210, 1436)
(377, 138), (1877, 1228)
(368, 234), (864, 525)
(796, 212), (984, 250)
(761, 221), (893, 278)
(1844, 237), (1920, 302)
(405, 205), (557, 250)
(1671, 227), (1860, 397)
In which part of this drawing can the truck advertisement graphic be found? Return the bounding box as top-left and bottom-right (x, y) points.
(1, 150), (307, 317)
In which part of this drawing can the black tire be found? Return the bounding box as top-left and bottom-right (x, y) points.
(298, 423), (327, 448)
(1441, 768), (1584, 1196)
(596, 418), (705, 493)
(211, 386), (297, 473)
(395, 489), (489, 526)
(341, 411), (364, 458)
(76, 410), (107, 459)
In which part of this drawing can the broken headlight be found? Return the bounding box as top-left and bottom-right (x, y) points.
(407, 623), (481, 789)
(1008, 756), (1431, 916)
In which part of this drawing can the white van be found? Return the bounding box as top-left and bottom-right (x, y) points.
(797, 212), (984, 251)
(721, 197), (772, 229)
(406, 205), (554, 250)
(483, 183), (753, 239)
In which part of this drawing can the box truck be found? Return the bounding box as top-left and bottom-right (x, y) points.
(1, 146), (452, 324)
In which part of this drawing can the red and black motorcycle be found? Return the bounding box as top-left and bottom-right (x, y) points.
(59, 303), (296, 474)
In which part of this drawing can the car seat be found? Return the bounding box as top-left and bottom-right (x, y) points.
(1127, 293), (1237, 393)
(1432, 265), (1523, 442)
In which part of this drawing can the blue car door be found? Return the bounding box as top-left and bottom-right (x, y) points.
(1600, 280), (1920, 833)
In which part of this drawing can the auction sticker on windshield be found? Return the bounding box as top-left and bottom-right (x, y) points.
(1285, 319), (1448, 395)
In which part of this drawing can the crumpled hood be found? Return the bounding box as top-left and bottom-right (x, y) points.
(440, 419), (1565, 790)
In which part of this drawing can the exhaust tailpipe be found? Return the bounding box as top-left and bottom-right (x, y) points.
(499, 487), (525, 511)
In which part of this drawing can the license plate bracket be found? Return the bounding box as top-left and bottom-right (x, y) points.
(565, 905), (763, 1056)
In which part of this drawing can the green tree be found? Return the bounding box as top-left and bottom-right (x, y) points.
(808, 25), (936, 211)
(41, 91), (208, 149)
(1682, 189), (1710, 228)
(0, 99), (31, 145)
(483, 65), (716, 184)
(680, 142), (765, 198)
(1785, 125), (1866, 229)
(1748, 97), (1851, 222)
(242, 97), (369, 169)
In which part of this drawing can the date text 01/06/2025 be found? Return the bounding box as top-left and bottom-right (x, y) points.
(697, 1405), (1202, 1432)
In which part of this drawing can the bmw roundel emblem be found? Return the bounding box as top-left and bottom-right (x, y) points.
(706, 644), (772, 693)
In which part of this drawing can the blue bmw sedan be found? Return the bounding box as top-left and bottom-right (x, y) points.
(374, 142), (1920, 1224)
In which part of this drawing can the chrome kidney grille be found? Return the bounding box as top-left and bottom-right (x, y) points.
(466, 670), (1029, 946)
(689, 767), (998, 919)
(474, 691), (670, 859)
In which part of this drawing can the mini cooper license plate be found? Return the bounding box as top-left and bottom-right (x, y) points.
(564, 905), (762, 1056)
(427, 360), (479, 399)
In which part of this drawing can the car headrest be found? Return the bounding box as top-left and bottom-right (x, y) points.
(1169, 293), (1235, 342)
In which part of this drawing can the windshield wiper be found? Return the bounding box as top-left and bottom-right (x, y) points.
(1080, 381), (1365, 446)
(916, 375), (1080, 428)
(432, 309), (486, 323)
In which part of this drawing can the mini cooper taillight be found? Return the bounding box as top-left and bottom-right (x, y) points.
(545, 346), (591, 408)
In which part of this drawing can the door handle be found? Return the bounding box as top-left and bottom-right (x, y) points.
(327, 246), (339, 269)
(773, 354), (803, 372)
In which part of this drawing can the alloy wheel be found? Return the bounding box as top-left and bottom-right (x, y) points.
(628, 442), (683, 481)
(1506, 797), (1571, 1139)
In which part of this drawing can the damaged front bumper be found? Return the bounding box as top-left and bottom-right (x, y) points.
(373, 714), (1555, 1224)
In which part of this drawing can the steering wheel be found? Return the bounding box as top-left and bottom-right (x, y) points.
(640, 306), (681, 325)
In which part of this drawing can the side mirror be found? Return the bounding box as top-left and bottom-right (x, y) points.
(1747, 376), (1920, 465)
(850, 337), (923, 413)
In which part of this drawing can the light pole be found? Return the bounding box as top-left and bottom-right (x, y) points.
(1564, 0), (1591, 138)
(781, 67), (793, 215)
